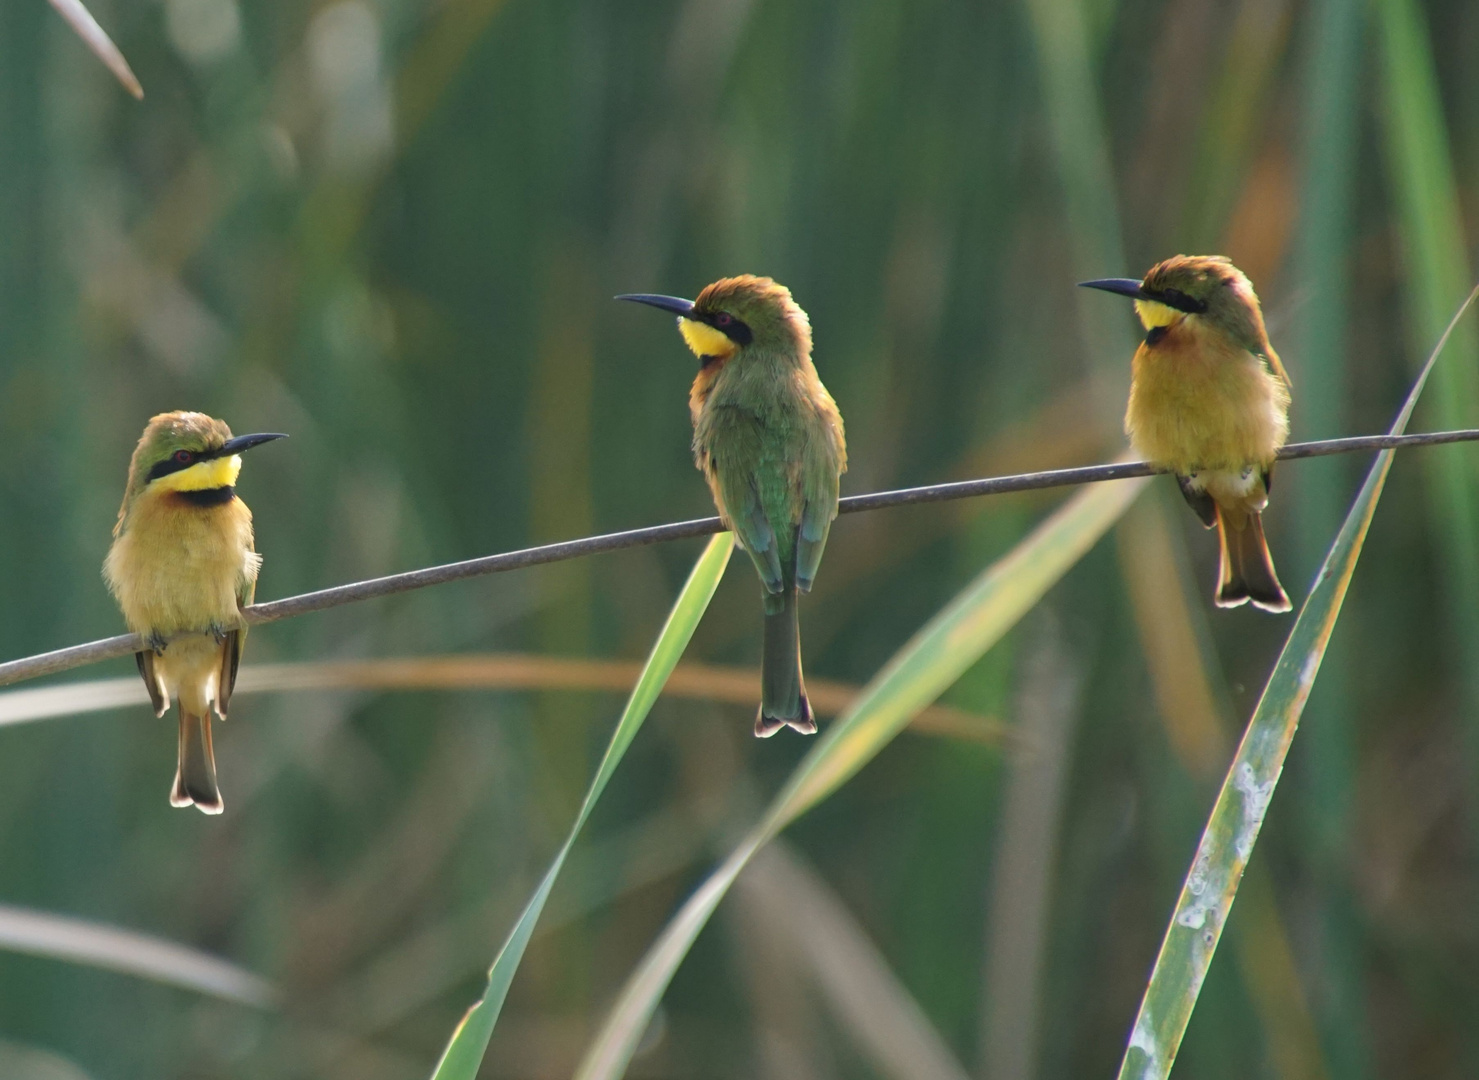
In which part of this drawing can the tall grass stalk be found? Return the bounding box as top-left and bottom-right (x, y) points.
(1375, 0), (1479, 834)
(1115, 286), (1478, 1080)
(573, 472), (1148, 1080)
(427, 534), (732, 1080)
(1288, 0), (1367, 1072)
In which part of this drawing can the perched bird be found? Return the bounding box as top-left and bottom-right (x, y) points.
(1082, 255), (1292, 612)
(619, 276), (847, 736)
(104, 412), (286, 813)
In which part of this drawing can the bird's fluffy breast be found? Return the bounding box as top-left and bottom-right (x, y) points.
(104, 493), (258, 638)
(1125, 320), (1289, 474)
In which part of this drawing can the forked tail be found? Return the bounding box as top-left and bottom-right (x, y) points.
(171, 710), (224, 815)
(756, 586), (815, 737)
(1215, 506), (1291, 613)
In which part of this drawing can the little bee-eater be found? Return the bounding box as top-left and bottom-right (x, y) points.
(1082, 255), (1292, 612)
(618, 276), (847, 736)
(104, 412), (286, 813)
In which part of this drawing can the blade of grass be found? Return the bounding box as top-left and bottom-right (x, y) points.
(0, 903), (273, 1007)
(1178, 0), (1294, 250)
(1119, 496), (1329, 1080)
(739, 841), (972, 1080)
(427, 533), (733, 1080)
(47, 0), (142, 98)
(1375, 0), (1479, 845)
(1115, 284), (1479, 1080)
(1024, 5), (1293, 1065)
(1287, 0), (1368, 1073)
(574, 472), (1149, 1080)
(1019, 0), (1134, 423)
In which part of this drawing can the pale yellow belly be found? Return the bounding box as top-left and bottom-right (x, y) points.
(1125, 340), (1289, 474)
(153, 633), (226, 716)
(104, 494), (258, 638)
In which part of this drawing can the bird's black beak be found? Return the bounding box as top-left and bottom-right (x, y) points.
(615, 293), (696, 318)
(214, 433), (289, 457)
(1078, 278), (1148, 301)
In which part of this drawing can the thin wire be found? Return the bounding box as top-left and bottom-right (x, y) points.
(2, 427), (1476, 689)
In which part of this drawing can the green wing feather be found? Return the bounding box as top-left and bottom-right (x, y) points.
(696, 370), (845, 596)
(796, 448), (840, 591)
(701, 406), (787, 593)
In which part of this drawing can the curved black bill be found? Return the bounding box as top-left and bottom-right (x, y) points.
(1078, 278), (1147, 300)
(614, 293), (696, 317)
(215, 433), (289, 457)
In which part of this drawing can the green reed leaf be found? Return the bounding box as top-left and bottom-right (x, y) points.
(573, 473), (1149, 1080)
(1115, 284), (1479, 1080)
(428, 533), (734, 1080)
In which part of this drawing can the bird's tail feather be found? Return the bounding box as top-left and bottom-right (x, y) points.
(756, 586), (815, 737)
(171, 709), (224, 815)
(1215, 507), (1291, 613)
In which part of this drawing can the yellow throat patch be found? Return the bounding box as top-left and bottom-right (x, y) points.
(153, 454), (242, 494)
(678, 317), (738, 362)
(1133, 298), (1183, 331)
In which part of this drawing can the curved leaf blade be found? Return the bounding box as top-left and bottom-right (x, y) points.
(0, 903), (272, 1007)
(428, 533), (733, 1080)
(48, 0), (142, 98)
(575, 473), (1149, 1080)
(1116, 285), (1479, 1080)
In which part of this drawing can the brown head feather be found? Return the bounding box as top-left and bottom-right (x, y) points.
(693, 275), (813, 358)
(1141, 255), (1288, 386)
(115, 412), (235, 534)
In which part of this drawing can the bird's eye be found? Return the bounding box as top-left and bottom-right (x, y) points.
(714, 312), (733, 327)
(173, 450), (193, 464)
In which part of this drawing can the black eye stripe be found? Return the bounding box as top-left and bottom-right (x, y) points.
(694, 310), (753, 346)
(148, 456), (191, 481)
(146, 446), (221, 481)
(1151, 287), (1208, 314)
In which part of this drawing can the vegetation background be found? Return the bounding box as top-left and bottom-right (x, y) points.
(0, 0), (1475, 1076)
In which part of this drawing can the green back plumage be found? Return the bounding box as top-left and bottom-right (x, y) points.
(687, 276), (846, 590)
(622, 273), (847, 732)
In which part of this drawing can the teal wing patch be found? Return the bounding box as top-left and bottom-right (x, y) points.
(795, 429), (842, 592)
(717, 466), (784, 593)
(796, 499), (832, 592)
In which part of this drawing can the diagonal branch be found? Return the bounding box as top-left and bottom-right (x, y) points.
(1, 428), (1475, 689)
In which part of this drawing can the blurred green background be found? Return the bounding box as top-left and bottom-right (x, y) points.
(0, 0), (1476, 1076)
